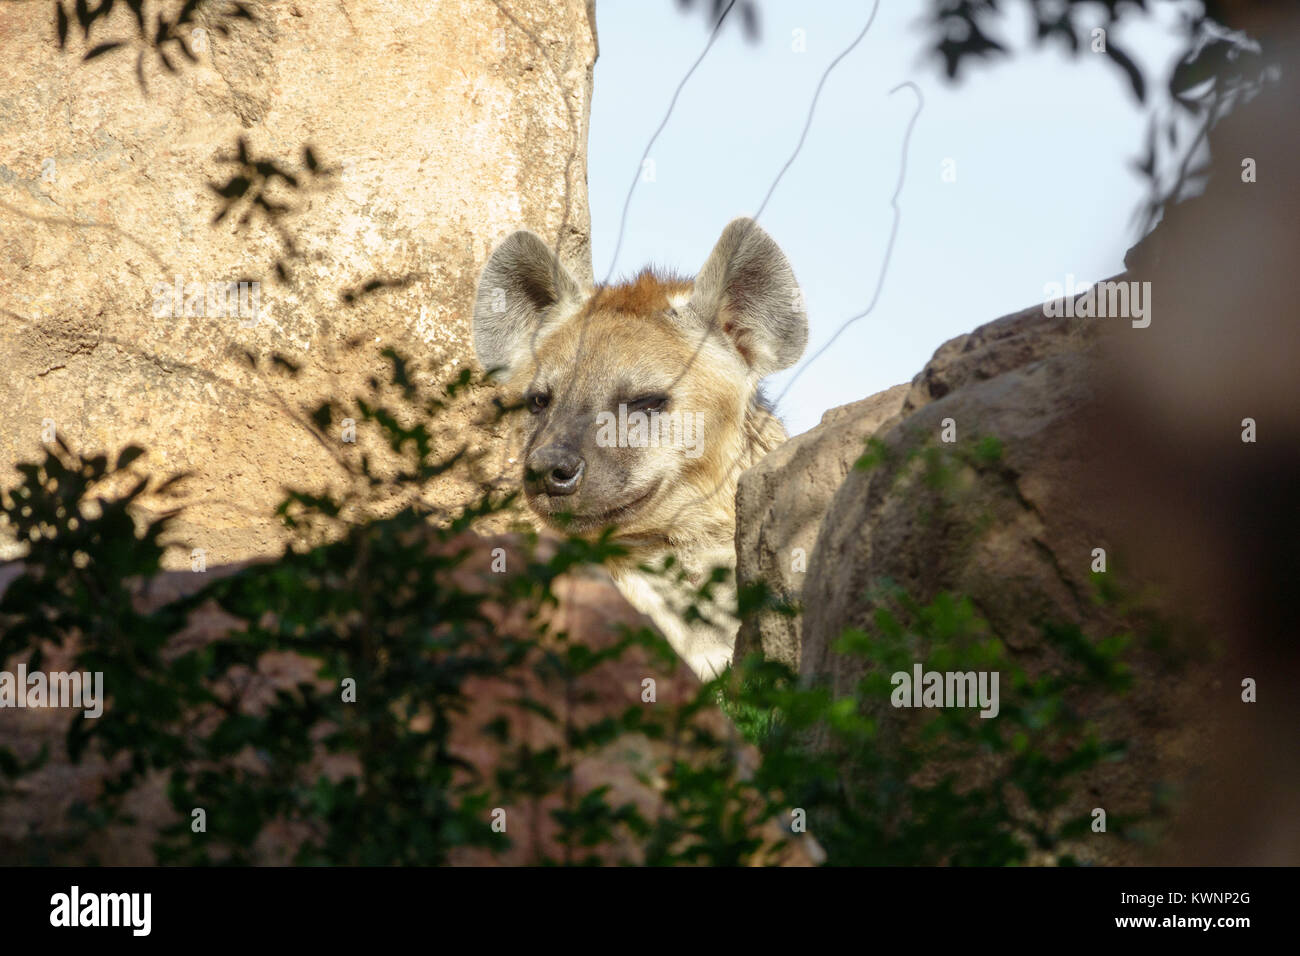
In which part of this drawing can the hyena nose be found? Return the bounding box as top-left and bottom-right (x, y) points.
(529, 449), (585, 497)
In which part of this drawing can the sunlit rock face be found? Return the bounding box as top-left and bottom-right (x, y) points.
(0, 0), (597, 566)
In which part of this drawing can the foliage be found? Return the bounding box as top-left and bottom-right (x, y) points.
(925, 0), (1278, 233)
(727, 587), (1139, 866)
(927, 0), (1265, 104)
(51, 0), (256, 92)
(0, 349), (1152, 865)
(0, 357), (780, 865)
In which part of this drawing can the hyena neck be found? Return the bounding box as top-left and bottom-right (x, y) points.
(606, 390), (791, 680)
(740, 388), (790, 473)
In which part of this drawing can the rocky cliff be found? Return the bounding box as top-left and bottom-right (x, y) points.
(0, 0), (597, 566)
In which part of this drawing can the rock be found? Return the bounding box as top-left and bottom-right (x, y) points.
(733, 301), (1103, 673)
(733, 384), (907, 669)
(898, 301), (1100, 418)
(792, 303), (1221, 863)
(815, 369), (1091, 666)
(0, 0), (597, 567)
(803, 305), (1108, 680)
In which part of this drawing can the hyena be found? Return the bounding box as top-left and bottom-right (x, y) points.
(472, 218), (807, 680)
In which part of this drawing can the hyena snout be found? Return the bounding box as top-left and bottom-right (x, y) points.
(527, 444), (586, 497)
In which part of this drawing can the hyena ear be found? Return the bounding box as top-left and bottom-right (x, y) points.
(473, 230), (583, 376)
(686, 217), (808, 377)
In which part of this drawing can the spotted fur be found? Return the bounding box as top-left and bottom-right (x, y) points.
(473, 219), (807, 679)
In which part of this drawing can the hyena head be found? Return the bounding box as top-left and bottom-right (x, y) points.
(472, 218), (807, 546)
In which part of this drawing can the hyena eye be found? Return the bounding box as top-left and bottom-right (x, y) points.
(627, 394), (668, 414)
(526, 392), (550, 414)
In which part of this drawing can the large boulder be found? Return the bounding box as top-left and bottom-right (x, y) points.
(802, 303), (1112, 683)
(741, 300), (1222, 863)
(0, 0), (597, 567)
(733, 302), (1103, 673)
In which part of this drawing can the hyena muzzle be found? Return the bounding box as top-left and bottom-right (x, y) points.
(472, 218), (807, 680)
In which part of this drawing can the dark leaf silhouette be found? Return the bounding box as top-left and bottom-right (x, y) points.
(212, 175), (252, 199)
(739, 2), (758, 41)
(270, 353), (301, 375)
(116, 445), (146, 470)
(51, 0), (260, 91)
(675, 0), (760, 42)
(1104, 41), (1145, 103)
(936, 13), (1007, 79)
(1170, 29), (1262, 99)
(152, 470), (193, 495)
(340, 274), (421, 306)
(1131, 119), (1156, 179)
(84, 40), (125, 60)
(126, 0), (146, 34)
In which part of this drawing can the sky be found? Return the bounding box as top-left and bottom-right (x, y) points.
(586, 0), (1198, 436)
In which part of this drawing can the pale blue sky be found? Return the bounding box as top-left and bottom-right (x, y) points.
(587, 0), (1195, 435)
